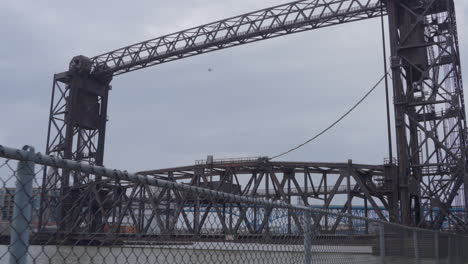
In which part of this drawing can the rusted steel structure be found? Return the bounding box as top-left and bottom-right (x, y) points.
(41, 0), (466, 232)
(386, 0), (466, 228)
(138, 158), (393, 234)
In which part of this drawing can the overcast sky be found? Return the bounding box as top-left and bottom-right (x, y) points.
(1, 0), (467, 172)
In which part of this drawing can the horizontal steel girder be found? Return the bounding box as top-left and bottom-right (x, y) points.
(90, 0), (386, 76)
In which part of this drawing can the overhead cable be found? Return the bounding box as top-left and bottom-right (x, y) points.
(269, 72), (389, 160)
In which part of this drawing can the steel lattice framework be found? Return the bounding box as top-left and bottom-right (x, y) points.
(90, 0), (385, 76)
(137, 159), (391, 235)
(386, 0), (466, 228)
(41, 0), (467, 232)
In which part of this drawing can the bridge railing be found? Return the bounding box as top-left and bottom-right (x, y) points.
(1, 144), (467, 264)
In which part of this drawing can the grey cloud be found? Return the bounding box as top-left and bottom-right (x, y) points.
(0, 0), (466, 173)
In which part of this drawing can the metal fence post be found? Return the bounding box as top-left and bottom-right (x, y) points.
(9, 146), (35, 264)
(434, 232), (439, 264)
(379, 223), (385, 263)
(413, 230), (420, 264)
(304, 210), (312, 264)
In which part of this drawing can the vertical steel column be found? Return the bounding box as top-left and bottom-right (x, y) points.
(9, 146), (35, 264)
(386, 0), (411, 226)
(253, 172), (258, 232)
(194, 167), (202, 234)
(166, 172), (173, 233)
(287, 170), (292, 234)
(266, 173), (270, 234)
(323, 173), (328, 231)
(304, 210), (312, 264)
(434, 232), (439, 264)
(364, 197), (369, 233)
(346, 160), (352, 230)
(379, 223), (385, 264)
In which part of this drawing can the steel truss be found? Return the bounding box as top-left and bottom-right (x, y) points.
(41, 0), (467, 231)
(40, 158), (396, 236)
(387, 0), (467, 228)
(91, 0), (385, 76)
(138, 159), (396, 234)
(42, 0), (385, 212)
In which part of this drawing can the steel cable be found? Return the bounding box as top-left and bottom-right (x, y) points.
(270, 71), (389, 160)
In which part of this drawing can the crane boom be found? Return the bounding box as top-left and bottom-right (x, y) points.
(91, 0), (385, 76)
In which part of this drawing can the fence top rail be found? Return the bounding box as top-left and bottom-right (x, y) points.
(0, 144), (465, 237)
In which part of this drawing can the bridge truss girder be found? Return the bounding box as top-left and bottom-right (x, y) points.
(138, 160), (392, 235)
(40, 160), (397, 236)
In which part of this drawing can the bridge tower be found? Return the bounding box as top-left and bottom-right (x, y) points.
(386, 0), (467, 227)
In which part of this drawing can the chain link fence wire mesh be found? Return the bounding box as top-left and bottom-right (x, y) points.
(0, 145), (468, 264)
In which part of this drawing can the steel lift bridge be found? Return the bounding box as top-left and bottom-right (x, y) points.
(40, 0), (467, 236)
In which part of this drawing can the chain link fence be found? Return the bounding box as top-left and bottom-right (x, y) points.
(0, 145), (467, 264)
